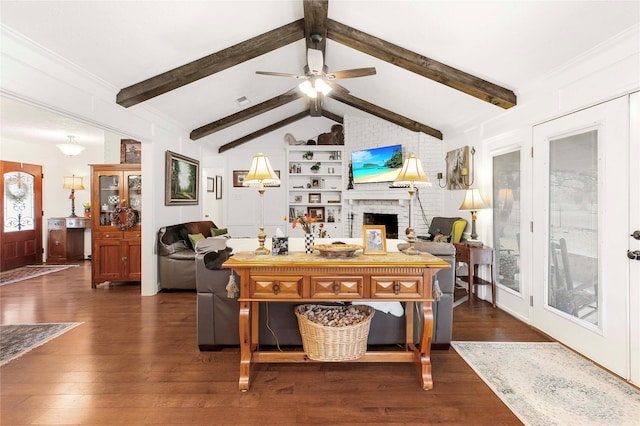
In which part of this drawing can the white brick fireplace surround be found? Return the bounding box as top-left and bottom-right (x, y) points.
(343, 115), (443, 239)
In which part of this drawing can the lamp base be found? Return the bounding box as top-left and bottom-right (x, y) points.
(254, 246), (270, 255)
(255, 227), (269, 255)
(402, 246), (421, 255)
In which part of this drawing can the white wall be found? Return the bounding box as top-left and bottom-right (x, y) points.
(440, 24), (640, 245)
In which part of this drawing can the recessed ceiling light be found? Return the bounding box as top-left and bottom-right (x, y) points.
(236, 96), (251, 107)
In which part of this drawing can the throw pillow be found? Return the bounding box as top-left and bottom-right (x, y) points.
(187, 233), (205, 249)
(211, 227), (229, 237)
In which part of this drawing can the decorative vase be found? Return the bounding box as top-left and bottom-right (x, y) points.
(304, 233), (315, 254)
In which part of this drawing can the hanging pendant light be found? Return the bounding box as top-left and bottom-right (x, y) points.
(56, 135), (86, 156)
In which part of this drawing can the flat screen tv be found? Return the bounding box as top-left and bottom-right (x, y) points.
(351, 144), (403, 184)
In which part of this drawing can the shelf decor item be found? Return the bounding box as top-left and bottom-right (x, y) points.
(292, 213), (318, 253)
(302, 151), (314, 160)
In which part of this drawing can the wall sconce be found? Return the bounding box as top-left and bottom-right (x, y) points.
(56, 135), (86, 156)
(459, 188), (489, 242)
(437, 146), (476, 188)
(392, 153), (431, 255)
(63, 175), (85, 217)
(243, 153), (281, 255)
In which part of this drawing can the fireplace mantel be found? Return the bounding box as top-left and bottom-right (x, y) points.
(343, 190), (409, 204)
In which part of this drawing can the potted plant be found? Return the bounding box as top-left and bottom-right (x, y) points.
(311, 162), (321, 173)
(302, 151), (314, 160)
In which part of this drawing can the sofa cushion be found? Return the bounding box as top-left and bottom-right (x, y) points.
(196, 237), (228, 253)
(211, 227), (229, 237)
(187, 233), (205, 249)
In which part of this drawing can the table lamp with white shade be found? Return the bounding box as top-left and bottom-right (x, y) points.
(242, 153), (281, 255)
(459, 188), (489, 242)
(392, 153), (431, 255)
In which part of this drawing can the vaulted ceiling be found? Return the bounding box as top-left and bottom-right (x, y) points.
(1, 1), (638, 152)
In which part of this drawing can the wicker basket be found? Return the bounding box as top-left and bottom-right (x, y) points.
(294, 304), (374, 361)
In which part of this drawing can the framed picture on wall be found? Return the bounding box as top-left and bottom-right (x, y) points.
(207, 177), (215, 193)
(233, 170), (247, 187)
(165, 151), (199, 205)
(120, 139), (141, 164)
(445, 146), (470, 189)
(215, 175), (222, 199)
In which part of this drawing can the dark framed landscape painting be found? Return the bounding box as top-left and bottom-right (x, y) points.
(165, 150), (199, 205)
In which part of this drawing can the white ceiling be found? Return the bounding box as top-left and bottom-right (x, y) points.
(1, 1), (638, 151)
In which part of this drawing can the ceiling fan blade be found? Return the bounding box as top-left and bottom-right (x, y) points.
(326, 67), (377, 80)
(255, 71), (306, 79)
(307, 48), (324, 74)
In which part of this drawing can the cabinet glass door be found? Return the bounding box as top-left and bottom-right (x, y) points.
(126, 173), (142, 227)
(98, 174), (120, 227)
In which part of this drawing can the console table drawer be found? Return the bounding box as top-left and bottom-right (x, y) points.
(250, 275), (303, 298)
(371, 276), (424, 298)
(310, 276), (363, 298)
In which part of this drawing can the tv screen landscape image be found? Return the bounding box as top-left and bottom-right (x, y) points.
(351, 144), (403, 184)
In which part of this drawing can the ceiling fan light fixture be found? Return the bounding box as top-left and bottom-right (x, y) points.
(299, 80), (317, 98)
(314, 78), (332, 96)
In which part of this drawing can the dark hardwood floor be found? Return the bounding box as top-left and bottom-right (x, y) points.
(1, 261), (550, 425)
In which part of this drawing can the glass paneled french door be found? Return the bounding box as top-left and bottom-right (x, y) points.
(488, 135), (530, 321)
(532, 96), (630, 379)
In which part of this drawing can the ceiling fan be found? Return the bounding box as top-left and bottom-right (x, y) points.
(255, 34), (376, 99)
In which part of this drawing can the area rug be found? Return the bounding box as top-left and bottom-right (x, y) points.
(0, 322), (81, 365)
(452, 342), (640, 426)
(0, 264), (77, 286)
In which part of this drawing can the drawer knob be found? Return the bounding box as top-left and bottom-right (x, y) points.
(272, 283), (280, 295)
(332, 283), (341, 293)
(393, 282), (401, 294)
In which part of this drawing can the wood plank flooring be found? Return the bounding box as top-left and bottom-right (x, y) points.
(1, 261), (550, 425)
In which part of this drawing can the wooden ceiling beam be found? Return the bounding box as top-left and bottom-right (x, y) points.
(327, 19), (517, 109)
(190, 89), (304, 140)
(328, 91), (443, 139)
(218, 111), (310, 153)
(321, 109), (343, 124)
(303, 0), (328, 53)
(117, 20), (305, 108)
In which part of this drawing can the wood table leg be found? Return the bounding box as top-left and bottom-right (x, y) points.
(418, 300), (434, 390)
(238, 300), (251, 391)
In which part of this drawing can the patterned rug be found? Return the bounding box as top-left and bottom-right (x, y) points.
(0, 323), (81, 365)
(0, 264), (77, 286)
(452, 342), (640, 425)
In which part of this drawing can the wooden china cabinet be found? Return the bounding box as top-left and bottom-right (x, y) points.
(90, 164), (142, 288)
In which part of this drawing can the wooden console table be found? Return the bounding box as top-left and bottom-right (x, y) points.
(223, 251), (450, 391)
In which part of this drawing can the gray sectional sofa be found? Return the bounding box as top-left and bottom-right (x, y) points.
(195, 240), (456, 350)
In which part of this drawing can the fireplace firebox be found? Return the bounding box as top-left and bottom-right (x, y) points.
(363, 213), (399, 239)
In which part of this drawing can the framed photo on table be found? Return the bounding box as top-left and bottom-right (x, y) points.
(165, 150), (199, 205)
(362, 225), (387, 254)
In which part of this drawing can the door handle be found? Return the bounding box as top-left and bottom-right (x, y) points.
(627, 250), (640, 260)
(631, 230), (640, 240)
